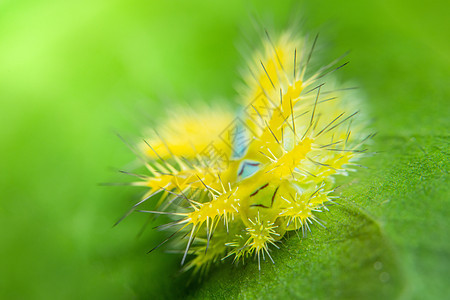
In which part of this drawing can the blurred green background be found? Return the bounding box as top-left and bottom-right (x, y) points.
(0, 0), (448, 299)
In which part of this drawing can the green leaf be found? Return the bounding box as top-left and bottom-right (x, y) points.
(180, 136), (448, 299)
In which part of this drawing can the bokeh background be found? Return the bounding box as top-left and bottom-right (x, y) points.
(0, 0), (448, 299)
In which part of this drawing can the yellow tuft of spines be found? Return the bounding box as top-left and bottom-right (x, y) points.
(118, 30), (368, 274)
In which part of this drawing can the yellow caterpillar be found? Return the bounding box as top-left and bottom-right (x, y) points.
(119, 30), (368, 275)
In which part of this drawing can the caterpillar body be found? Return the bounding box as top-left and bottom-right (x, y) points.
(119, 30), (367, 275)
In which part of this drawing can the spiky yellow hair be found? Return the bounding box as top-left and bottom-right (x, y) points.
(120, 30), (368, 274)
